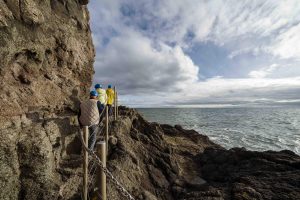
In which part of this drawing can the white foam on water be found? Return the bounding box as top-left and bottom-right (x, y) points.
(138, 107), (300, 155)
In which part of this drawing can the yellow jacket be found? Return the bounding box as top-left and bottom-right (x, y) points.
(96, 88), (107, 105)
(106, 88), (115, 105)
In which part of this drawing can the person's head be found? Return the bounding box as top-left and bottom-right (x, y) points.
(108, 84), (112, 89)
(90, 90), (98, 99)
(95, 84), (102, 89)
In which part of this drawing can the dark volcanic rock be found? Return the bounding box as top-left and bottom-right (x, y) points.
(104, 107), (300, 200)
(197, 147), (300, 200)
(104, 107), (220, 200)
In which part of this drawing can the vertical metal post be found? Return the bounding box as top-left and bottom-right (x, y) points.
(83, 126), (89, 200)
(105, 105), (109, 154)
(114, 86), (117, 120)
(96, 142), (107, 200)
(116, 91), (119, 119)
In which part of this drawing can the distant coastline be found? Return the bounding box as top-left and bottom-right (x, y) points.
(132, 102), (300, 109)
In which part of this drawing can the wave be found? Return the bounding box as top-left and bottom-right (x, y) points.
(138, 107), (300, 155)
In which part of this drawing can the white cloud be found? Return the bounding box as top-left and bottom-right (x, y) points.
(165, 77), (300, 106)
(271, 23), (300, 59)
(116, 0), (300, 58)
(248, 62), (300, 79)
(249, 64), (280, 78)
(118, 76), (300, 106)
(93, 30), (199, 94)
(88, 0), (300, 106)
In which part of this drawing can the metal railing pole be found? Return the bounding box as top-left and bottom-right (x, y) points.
(116, 91), (119, 119)
(105, 105), (109, 154)
(83, 126), (89, 200)
(114, 86), (117, 120)
(96, 142), (107, 200)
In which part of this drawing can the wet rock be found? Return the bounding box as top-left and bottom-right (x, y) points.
(199, 147), (300, 199)
(174, 124), (183, 130)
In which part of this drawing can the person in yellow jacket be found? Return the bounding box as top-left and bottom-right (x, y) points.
(106, 84), (115, 115)
(95, 84), (107, 105)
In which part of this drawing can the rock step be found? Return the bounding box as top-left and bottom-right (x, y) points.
(59, 154), (83, 169)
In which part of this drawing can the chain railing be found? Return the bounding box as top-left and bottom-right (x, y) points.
(60, 105), (107, 200)
(79, 126), (136, 200)
(89, 151), (135, 200)
(77, 91), (135, 200)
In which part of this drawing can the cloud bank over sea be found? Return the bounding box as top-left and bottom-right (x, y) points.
(89, 0), (300, 107)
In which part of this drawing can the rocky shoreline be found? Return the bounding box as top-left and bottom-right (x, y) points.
(1, 103), (299, 200)
(101, 107), (300, 200)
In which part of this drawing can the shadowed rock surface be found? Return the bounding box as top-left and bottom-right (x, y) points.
(198, 148), (300, 200)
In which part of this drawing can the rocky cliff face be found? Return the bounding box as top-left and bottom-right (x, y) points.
(0, 0), (94, 199)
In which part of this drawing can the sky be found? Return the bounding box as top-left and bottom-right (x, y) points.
(88, 0), (300, 107)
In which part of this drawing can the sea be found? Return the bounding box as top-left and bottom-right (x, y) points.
(137, 106), (300, 155)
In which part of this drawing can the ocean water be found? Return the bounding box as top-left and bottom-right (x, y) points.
(137, 107), (300, 155)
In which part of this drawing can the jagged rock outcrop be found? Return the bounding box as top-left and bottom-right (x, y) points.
(198, 148), (300, 200)
(0, 1), (94, 199)
(101, 107), (300, 200)
(105, 107), (220, 200)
